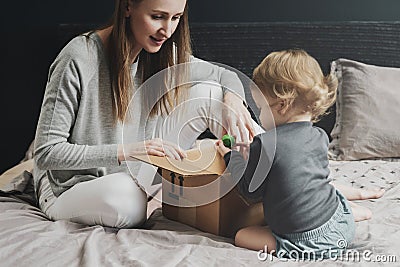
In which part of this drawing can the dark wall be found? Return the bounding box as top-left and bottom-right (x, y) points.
(0, 2), (114, 174)
(189, 0), (400, 22)
(1, 0), (400, 173)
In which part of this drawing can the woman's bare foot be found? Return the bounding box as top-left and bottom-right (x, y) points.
(350, 202), (372, 222)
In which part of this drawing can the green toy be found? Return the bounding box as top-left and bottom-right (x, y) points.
(222, 134), (235, 148)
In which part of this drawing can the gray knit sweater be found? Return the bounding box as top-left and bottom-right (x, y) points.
(33, 32), (246, 197)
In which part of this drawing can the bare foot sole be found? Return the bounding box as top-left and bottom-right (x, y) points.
(350, 202), (372, 222)
(330, 182), (385, 201)
(359, 188), (385, 200)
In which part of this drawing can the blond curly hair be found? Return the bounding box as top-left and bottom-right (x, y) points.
(253, 49), (337, 122)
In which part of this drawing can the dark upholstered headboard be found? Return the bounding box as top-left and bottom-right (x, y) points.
(189, 21), (400, 135)
(58, 21), (400, 136)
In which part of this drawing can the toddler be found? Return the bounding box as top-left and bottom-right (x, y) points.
(216, 49), (384, 259)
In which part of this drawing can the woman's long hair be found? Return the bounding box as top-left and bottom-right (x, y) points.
(105, 0), (191, 123)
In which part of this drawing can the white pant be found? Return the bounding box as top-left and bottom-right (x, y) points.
(39, 172), (147, 228)
(38, 83), (262, 228)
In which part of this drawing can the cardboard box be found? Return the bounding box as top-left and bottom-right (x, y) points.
(133, 140), (264, 237)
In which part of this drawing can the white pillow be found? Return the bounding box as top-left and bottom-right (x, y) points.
(329, 59), (400, 160)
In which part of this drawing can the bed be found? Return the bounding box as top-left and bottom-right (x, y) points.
(1, 22), (400, 266)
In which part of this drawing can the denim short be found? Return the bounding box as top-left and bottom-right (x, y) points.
(273, 190), (355, 260)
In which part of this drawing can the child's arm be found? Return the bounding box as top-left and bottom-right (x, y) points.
(216, 136), (269, 200)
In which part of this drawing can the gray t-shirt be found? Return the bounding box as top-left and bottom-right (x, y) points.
(225, 121), (338, 234)
(33, 32), (246, 197)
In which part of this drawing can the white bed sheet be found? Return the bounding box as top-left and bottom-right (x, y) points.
(0, 159), (399, 266)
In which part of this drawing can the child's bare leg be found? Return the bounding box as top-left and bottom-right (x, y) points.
(330, 182), (385, 201)
(350, 202), (372, 222)
(235, 226), (276, 253)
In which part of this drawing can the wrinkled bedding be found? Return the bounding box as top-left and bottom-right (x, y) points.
(1, 160), (399, 266)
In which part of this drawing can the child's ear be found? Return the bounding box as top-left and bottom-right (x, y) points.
(277, 99), (293, 115)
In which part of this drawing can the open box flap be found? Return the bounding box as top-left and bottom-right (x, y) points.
(131, 139), (226, 175)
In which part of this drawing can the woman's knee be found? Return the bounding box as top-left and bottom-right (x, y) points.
(100, 175), (148, 228)
(52, 173), (148, 228)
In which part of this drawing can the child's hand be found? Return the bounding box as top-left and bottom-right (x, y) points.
(216, 140), (231, 156)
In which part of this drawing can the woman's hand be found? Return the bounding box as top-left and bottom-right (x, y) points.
(222, 92), (255, 144)
(118, 138), (187, 163)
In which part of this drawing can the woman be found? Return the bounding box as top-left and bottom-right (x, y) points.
(33, 0), (255, 228)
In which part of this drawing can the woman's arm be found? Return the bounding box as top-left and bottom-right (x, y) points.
(35, 42), (187, 171)
(34, 48), (119, 171)
(189, 56), (256, 143)
(189, 56), (246, 99)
